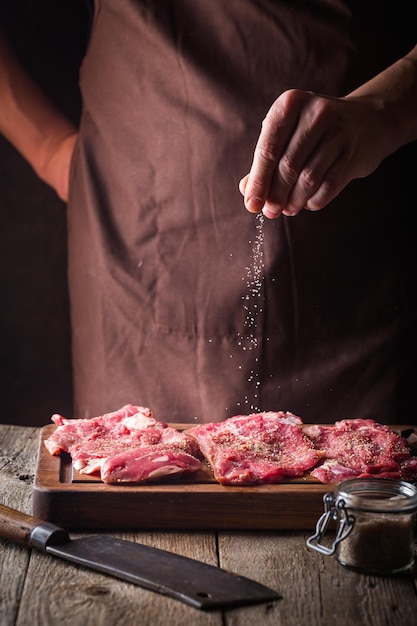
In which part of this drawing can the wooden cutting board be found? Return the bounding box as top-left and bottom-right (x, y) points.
(32, 424), (415, 531)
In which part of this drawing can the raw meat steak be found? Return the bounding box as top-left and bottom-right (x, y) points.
(44, 403), (201, 482)
(304, 419), (417, 484)
(187, 411), (325, 485)
(102, 446), (201, 484)
(45, 404), (162, 473)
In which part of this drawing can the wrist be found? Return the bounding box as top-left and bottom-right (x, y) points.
(346, 52), (417, 150)
(35, 130), (77, 202)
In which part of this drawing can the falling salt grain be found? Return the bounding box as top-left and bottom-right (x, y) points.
(235, 214), (266, 412)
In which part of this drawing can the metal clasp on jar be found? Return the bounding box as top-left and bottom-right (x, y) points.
(307, 493), (355, 556)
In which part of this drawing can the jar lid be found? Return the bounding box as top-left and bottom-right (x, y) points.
(335, 478), (417, 513)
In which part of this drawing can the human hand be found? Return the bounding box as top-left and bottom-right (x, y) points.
(239, 88), (397, 218)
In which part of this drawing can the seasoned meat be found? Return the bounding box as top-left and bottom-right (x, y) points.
(304, 419), (417, 483)
(44, 404), (201, 482)
(187, 411), (325, 485)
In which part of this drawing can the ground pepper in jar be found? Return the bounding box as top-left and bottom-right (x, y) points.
(307, 478), (417, 575)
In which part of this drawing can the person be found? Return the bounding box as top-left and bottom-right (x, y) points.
(1, 1), (416, 425)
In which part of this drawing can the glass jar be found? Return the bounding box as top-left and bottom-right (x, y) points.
(307, 478), (417, 575)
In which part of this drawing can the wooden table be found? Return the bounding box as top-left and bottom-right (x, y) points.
(1, 423), (417, 626)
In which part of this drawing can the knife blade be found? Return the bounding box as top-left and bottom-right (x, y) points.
(0, 503), (280, 610)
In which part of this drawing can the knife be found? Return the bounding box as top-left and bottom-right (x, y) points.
(0, 503), (280, 611)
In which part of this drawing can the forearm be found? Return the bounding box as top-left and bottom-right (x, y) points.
(345, 44), (417, 151)
(0, 32), (77, 197)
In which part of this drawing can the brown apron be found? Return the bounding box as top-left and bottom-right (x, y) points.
(68, 0), (417, 424)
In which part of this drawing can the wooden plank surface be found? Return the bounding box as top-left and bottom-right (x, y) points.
(0, 425), (43, 626)
(33, 424), (330, 531)
(217, 531), (417, 626)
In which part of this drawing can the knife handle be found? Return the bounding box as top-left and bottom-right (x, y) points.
(0, 503), (46, 546)
(0, 504), (69, 549)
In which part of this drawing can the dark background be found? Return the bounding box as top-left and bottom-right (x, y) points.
(0, 1), (92, 424)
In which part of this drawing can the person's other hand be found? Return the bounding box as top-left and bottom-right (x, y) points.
(240, 89), (396, 218)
